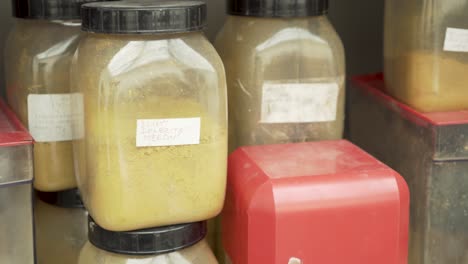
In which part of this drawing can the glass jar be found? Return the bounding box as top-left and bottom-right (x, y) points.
(384, 0), (468, 112)
(3, 0), (101, 191)
(35, 189), (88, 264)
(78, 219), (218, 264)
(215, 0), (345, 151)
(72, 0), (228, 232)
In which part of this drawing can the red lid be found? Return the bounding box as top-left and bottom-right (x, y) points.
(223, 140), (409, 264)
(352, 73), (468, 126)
(0, 99), (33, 147)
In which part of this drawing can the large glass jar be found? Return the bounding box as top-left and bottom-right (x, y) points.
(72, 0), (228, 232)
(35, 189), (88, 264)
(214, 1), (344, 262)
(215, 0), (345, 152)
(3, 0), (102, 191)
(78, 219), (218, 264)
(384, 0), (468, 112)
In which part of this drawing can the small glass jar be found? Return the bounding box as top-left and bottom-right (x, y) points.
(35, 189), (88, 264)
(384, 0), (468, 112)
(3, 0), (103, 191)
(78, 219), (218, 264)
(72, 0), (228, 232)
(215, 0), (345, 151)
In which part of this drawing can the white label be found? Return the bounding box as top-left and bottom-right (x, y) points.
(261, 82), (339, 123)
(28, 93), (84, 142)
(136, 118), (201, 147)
(444, 28), (468, 52)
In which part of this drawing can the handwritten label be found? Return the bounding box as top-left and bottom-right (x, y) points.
(444, 27), (468, 52)
(28, 93), (84, 142)
(261, 82), (339, 123)
(136, 118), (201, 147)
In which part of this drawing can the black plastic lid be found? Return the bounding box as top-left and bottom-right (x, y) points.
(37, 188), (85, 209)
(88, 218), (207, 255)
(81, 0), (207, 34)
(228, 0), (328, 17)
(11, 0), (109, 20)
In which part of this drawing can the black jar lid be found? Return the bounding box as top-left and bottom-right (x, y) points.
(11, 0), (108, 20)
(88, 218), (207, 255)
(37, 188), (85, 209)
(228, 0), (328, 17)
(81, 0), (207, 34)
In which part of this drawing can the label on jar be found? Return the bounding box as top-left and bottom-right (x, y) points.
(444, 27), (468, 52)
(28, 93), (84, 142)
(260, 82), (339, 123)
(136, 118), (201, 147)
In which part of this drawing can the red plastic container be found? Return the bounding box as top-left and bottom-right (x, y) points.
(0, 99), (35, 263)
(223, 140), (409, 264)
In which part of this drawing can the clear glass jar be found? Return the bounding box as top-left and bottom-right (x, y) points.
(78, 220), (218, 264)
(215, 0), (345, 152)
(3, 0), (96, 191)
(384, 0), (468, 112)
(72, 0), (228, 232)
(35, 189), (88, 264)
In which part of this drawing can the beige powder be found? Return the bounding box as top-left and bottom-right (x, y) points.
(385, 51), (468, 112)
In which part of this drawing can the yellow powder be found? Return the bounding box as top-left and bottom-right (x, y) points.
(213, 16), (345, 263)
(215, 16), (346, 152)
(73, 31), (227, 232)
(78, 240), (218, 264)
(4, 19), (80, 191)
(385, 51), (468, 112)
(74, 96), (227, 232)
(34, 142), (76, 191)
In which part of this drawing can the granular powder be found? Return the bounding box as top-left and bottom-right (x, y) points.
(74, 96), (227, 232)
(385, 51), (468, 112)
(4, 19), (80, 191)
(215, 16), (345, 152)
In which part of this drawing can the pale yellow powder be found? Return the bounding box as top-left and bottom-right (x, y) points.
(34, 142), (76, 191)
(385, 52), (468, 112)
(74, 96), (227, 232)
(4, 19), (80, 191)
(215, 16), (346, 152)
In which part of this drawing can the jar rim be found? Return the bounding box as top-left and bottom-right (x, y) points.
(88, 218), (207, 255)
(81, 0), (207, 35)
